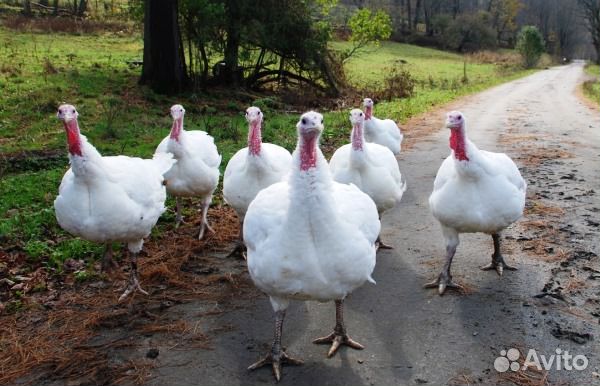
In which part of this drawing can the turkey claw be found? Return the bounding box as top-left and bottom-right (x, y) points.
(424, 274), (462, 295)
(313, 331), (364, 357)
(248, 349), (303, 382)
(481, 255), (517, 276)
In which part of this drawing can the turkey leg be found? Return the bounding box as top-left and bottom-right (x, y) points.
(480, 233), (518, 276)
(197, 198), (215, 240)
(101, 243), (117, 271)
(175, 197), (185, 228)
(248, 310), (303, 382)
(118, 252), (148, 302)
(424, 244), (462, 295)
(375, 215), (393, 249)
(313, 299), (365, 357)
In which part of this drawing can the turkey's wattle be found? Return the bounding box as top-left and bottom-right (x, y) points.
(64, 119), (83, 156)
(351, 122), (364, 151)
(449, 128), (469, 161)
(169, 117), (183, 141)
(248, 120), (262, 156)
(299, 133), (318, 171)
(364, 105), (373, 120)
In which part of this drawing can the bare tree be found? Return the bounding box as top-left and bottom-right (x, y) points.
(578, 0), (600, 63)
(554, 0), (579, 58)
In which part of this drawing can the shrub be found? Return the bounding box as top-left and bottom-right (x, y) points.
(516, 26), (545, 68)
(370, 67), (416, 101)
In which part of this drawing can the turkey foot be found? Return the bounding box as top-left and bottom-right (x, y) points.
(226, 242), (247, 259)
(249, 310), (302, 382)
(480, 255), (517, 276)
(424, 271), (462, 295)
(375, 235), (393, 250)
(101, 243), (118, 272)
(248, 348), (303, 382)
(197, 219), (215, 240)
(424, 243), (461, 295)
(313, 300), (364, 357)
(118, 253), (149, 301)
(226, 225), (246, 259)
(480, 233), (517, 276)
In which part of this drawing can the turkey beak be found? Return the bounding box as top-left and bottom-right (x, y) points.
(62, 112), (75, 123)
(307, 122), (324, 134)
(445, 120), (459, 129)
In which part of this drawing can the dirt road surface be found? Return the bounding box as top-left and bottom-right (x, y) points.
(31, 62), (598, 386)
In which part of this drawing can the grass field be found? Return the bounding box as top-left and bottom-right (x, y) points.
(582, 63), (600, 105)
(0, 27), (538, 277)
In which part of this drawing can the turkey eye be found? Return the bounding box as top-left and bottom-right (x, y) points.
(258, 111), (261, 115)
(301, 118), (307, 125)
(457, 116), (461, 120)
(58, 109), (62, 114)
(72, 109), (75, 114)
(359, 112), (363, 116)
(321, 119), (323, 124)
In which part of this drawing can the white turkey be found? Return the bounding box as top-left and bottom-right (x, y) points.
(329, 108), (406, 249)
(223, 106), (292, 256)
(363, 97), (403, 155)
(155, 104), (221, 239)
(244, 111), (380, 381)
(54, 104), (175, 301)
(427, 111), (526, 295)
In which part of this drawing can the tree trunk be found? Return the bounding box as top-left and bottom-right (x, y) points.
(52, 0), (58, 15)
(407, 0), (412, 31)
(223, 0), (242, 86)
(140, 0), (188, 94)
(413, 0), (422, 30)
(199, 43), (209, 85)
(23, 0), (32, 15)
(77, 0), (87, 16)
(452, 0), (460, 18)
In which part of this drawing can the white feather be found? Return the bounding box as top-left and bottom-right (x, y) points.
(244, 112), (379, 311)
(429, 131), (526, 235)
(155, 129), (221, 199)
(224, 143), (292, 221)
(330, 113), (406, 216)
(55, 135), (174, 253)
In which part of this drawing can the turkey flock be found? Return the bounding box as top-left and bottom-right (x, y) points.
(54, 98), (526, 381)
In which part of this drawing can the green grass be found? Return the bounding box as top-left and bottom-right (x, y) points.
(583, 63), (599, 106)
(0, 27), (537, 269)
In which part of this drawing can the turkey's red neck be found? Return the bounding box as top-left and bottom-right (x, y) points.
(299, 133), (318, 171)
(64, 119), (82, 156)
(170, 117), (183, 141)
(248, 120), (262, 156)
(351, 122), (364, 151)
(365, 106), (373, 120)
(449, 126), (469, 161)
